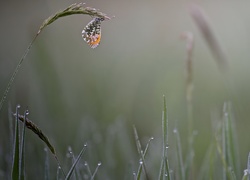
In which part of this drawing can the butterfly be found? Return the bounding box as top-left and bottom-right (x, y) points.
(82, 17), (104, 48)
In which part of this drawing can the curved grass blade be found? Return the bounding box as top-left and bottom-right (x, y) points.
(0, 3), (111, 112)
(65, 143), (87, 180)
(15, 114), (56, 155)
(189, 4), (229, 72)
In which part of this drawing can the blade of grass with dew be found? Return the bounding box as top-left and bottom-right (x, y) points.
(241, 152), (250, 180)
(215, 132), (235, 180)
(65, 143), (87, 180)
(224, 102), (240, 178)
(11, 105), (20, 180)
(136, 137), (154, 180)
(173, 128), (185, 180)
(84, 161), (92, 178)
(158, 95), (170, 180)
(19, 109), (29, 180)
(222, 102), (237, 179)
(68, 146), (81, 180)
(0, 3), (111, 112)
(90, 162), (102, 180)
(44, 147), (49, 180)
(133, 125), (150, 180)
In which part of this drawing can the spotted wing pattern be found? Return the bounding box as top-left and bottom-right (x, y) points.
(82, 17), (104, 48)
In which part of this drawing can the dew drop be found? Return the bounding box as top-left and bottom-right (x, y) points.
(150, 137), (154, 140)
(166, 145), (169, 149)
(98, 162), (102, 166)
(17, 104), (21, 108)
(173, 128), (177, 133)
(25, 110), (29, 115)
(68, 146), (72, 152)
(84, 161), (88, 166)
(139, 160), (143, 165)
(84, 143), (88, 147)
(243, 169), (248, 175)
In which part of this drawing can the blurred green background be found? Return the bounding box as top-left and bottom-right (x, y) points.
(1, 0), (250, 179)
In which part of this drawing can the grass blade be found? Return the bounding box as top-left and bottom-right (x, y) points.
(181, 32), (195, 179)
(158, 95), (170, 180)
(173, 128), (185, 180)
(65, 143), (87, 180)
(15, 114), (56, 156)
(189, 4), (229, 72)
(90, 162), (102, 180)
(19, 110), (29, 180)
(136, 137), (154, 180)
(242, 152), (250, 180)
(133, 125), (150, 180)
(224, 102), (240, 178)
(11, 105), (20, 180)
(44, 148), (49, 180)
(84, 161), (92, 177)
(197, 143), (216, 180)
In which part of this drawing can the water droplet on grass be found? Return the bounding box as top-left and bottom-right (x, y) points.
(25, 110), (29, 115)
(173, 128), (177, 133)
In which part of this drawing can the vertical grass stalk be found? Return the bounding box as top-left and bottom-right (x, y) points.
(19, 109), (29, 180)
(11, 105), (20, 180)
(181, 32), (195, 179)
(158, 95), (170, 180)
(173, 128), (185, 180)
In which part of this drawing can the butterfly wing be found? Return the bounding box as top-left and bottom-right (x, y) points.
(82, 18), (103, 48)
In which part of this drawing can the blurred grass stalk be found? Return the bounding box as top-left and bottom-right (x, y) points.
(158, 95), (171, 180)
(133, 125), (150, 180)
(215, 102), (240, 180)
(222, 102), (240, 178)
(181, 32), (195, 179)
(0, 3), (111, 112)
(189, 4), (229, 73)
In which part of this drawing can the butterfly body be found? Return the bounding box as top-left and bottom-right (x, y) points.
(82, 17), (104, 48)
